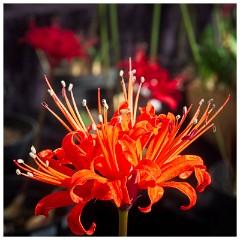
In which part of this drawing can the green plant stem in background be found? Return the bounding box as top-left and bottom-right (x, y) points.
(118, 209), (129, 236)
(180, 4), (201, 65)
(150, 4), (161, 60)
(99, 4), (110, 70)
(110, 4), (120, 65)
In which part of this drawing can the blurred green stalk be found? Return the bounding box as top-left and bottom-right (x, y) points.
(150, 4), (161, 60)
(180, 4), (201, 64)
(99, 4), (110, 70)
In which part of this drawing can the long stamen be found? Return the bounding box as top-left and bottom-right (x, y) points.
(61, 81), (85, 132)
(44, 76), (80, 131)
(120, 70), (128, 102)
(68, 83), (88, 133)
(42, 102), (73, 132)
(133, 76), (145, 124)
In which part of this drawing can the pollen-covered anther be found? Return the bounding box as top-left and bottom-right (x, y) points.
(45, 160), (49, 167)
(61, 80), (66, 88)
(117, 116), (122, 123)
(17, 159), (24, 164)
(119, 70), (124, 77)
(207, 98), (214, 104)
(68, 83), (73, 91)
(140, 76), (145, 83)
(120, 109), (128, 115)
(102, 99), (107, 105)
(104, 103), (109, 110)
(132, 69), (136, 74)
(16, 169), (21, 175)
(98, 115), (103, 123)
(27, 172), (34, 177)
(48, 89), (54, 96)
(213, 126), (217, 132)
(82, 99), (87, 107)
(31, 145), (36, 154)
(193, 118), (198, 124)
(183, 106), (187, 115)
(102, 99), (109, 109)
(29, 152), (36, 159)
(92, 123), (97, 131)
(199, 99), (204, 105)
(176, 115), (181, 120)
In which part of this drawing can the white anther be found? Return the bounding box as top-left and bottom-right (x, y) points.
(17, 159), (24, 164)
(61, 80), (66, 88)
(68, 83), (73, 91)
(98, 115), (103, 123)
(102, 99), (109, 109)
(213, 126), (217, 132)
(119, 70), (124, 77)
(31, 145), (36, 154)
(92, 123), (97, 131)
(183, 106), (187, 115)
(27, 172), (34, 177)
(82, 99), (87, 107)
(48, 89), (54, 96)
(104, 103), (109, 110)
(208, 98), (214, 104)
(132, 76), (136, 82)
(29, 152), (36, 159)
(117, 116), (122, 123)
(120, 109), (128, 115)
(16, 169), (21, 175)
(129, 71), (133, 77)
(199, 99), (204, 105)
(140, 76), (145, 83)
(176, 115), (181, 120)
(193, 118), (198, 124)
(132, 69), (136, 74)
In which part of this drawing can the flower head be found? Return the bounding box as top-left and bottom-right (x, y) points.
(14, 59), (229, 235)
(19, 18), (96, 68)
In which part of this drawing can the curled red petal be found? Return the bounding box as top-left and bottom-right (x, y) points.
(35, 191), (74, 218)
(139, 185), (164, 213)
(67, 196), (96, 236)
(70, 170), (107, 203)
(195, 167), (211, 192)
(158, 155), (205, 183)
(160, 181), (197, 210)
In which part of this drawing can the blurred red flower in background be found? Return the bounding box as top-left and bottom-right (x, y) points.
(19, 18), (96, 68)
(118, 45), (184, 111)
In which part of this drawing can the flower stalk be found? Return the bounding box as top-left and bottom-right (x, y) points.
(150, 4), (161, 60)
(99, 4), (110, 70)
(180, 4), (201, 65)
(118, 209), (129, 236)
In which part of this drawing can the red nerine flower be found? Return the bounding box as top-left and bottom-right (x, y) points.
(118, 45), (184, 111)
(19, 19), (95, 68)
(14, 59), (229, 235)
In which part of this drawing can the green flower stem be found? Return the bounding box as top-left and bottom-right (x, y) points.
(99, 4), (110, 70)
(150, 4), (161, 60)
(110, 4), (120, 65)
(118, 209), (129, 236)
(180, 4), (201, 64)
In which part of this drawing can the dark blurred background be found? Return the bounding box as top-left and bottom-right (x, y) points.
(3, 3), (236, 236)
